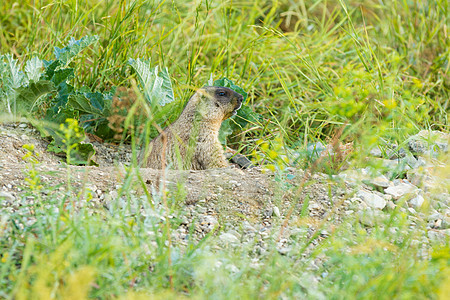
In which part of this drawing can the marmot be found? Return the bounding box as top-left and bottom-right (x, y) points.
(139, 86), (243, 169)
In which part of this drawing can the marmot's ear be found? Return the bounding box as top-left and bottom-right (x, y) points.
(196, 88), (207, 97)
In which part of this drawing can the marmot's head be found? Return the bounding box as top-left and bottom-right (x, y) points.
(196, 86), (243, 121)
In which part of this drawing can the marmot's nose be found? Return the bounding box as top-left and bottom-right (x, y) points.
(237, 94), (243, 104)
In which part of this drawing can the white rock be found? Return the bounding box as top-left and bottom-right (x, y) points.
(225, 263), (240, 274)
(369, 147), (383, 157)
(357, 190), (387, 209)
(407, 207), (417, 214)
(385, 201), (396, 211)
(408, 130), (449, 156)
(201, 215), (218, 227)
(401, 154), (419, 169)
(370, 175), (392, 189)
(0, 191), (15, 202)
(409, 194), (425, 208)
(385, 181), (417, 200)
(358, 209), (384, 227)
(428, 229), (450, 242)
(273, 206), (281, 217)
(219, 232), (239, 244)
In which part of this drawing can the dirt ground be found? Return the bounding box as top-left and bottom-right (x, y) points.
(0, 122), (348, 237)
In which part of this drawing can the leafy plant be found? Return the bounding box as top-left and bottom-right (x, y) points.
(128, 59), (175, 107)
(0, 54), (50, 114)
(210, 77), (261, 144)
(46, 118), (96, 166)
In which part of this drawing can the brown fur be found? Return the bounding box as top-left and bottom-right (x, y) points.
(139, 86), (243, 169)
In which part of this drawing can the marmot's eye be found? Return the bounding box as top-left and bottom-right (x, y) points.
(218, 91), (226, 97)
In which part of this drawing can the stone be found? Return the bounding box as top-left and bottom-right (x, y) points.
(356, 189), (387, 209)
(408, 139), (428, 156)
(385, 201), (396, 211)
(388, 147), (407, 159)
(428, 229), (450, 242)
(385, 181), (418, 200)
(219, 232), (240, 244)
(401, 154), (420, 169)
(409, 194), (425, 208)
(408, 130), (449, 157)
(273, 206), (281, 217)
(369, 175), (391, 189)
(0, 191), (15, 202)
(307, 142), (326, 158)
(369, 147), (383, 157)
(358, 209), (384, 227)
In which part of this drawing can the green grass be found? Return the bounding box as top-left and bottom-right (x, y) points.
(1, 0), (449, 298)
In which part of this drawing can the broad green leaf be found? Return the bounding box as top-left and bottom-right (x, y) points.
(219, 119), (233, 145)
(233, 105), (262, 129)
(158, 67), (175, 106)
(15, 80), (56, 113)
(45, 119), (96, 165)
(67, 94), (104, 116)
(0, 55), (7, 109)
(43, 60), (61, 80)
(47, 135), (96, 166)
(128, 58), (175, 106)
(52, 68), (75, 87)
(3, 54), (26, 89)
(54, 36), (99, 67)
(24, 56), (44, 82)
(43, 104), (78, 133)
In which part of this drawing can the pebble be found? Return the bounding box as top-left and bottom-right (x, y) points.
(388, 147), (407, 159)
(368, 175), (391, 189)
(369, 147), (383, 158)
(428, 229), (450, 242)
(219, 232), (240, 244)
(273, 206), (281, 217)
(358, 209), (383, 227)
(385, 181), (417, 200)
(0, 191), (15, 202)
(385, 201), (396, 211)
(408, 130), (449, 156)
(356, 189), (387, 209)
(409, 194), (425, 208)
